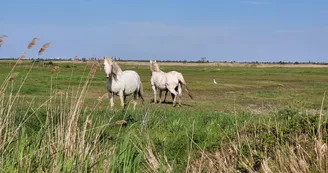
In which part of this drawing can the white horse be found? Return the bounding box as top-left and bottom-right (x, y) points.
(104, 57), (144, 110)
(149, 60), (193, 106)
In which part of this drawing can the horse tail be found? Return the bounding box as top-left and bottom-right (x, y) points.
(139, 81), (145, 104)
(177, 73), (193, 100)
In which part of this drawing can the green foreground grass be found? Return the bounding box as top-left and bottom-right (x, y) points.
(0, 60), (328, 172)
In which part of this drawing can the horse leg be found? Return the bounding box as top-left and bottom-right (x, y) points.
(168, 88), (179, 107)
(151, 85), (157, 104)
(171, 93), (175, 100)
(159, 90), (162, 103)
(118, 91), (125, 109)
(108, 92), (114, 109)
(177, 83), (182, 107)
(163, 89), (168, 103)
(133, 91), (138, 110)
(138, 86), (144, 106)
(123, 95), (127, 108)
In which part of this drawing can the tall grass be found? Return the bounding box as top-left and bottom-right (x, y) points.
(0, 37), (155, 172)
(1, 36), (328, 172)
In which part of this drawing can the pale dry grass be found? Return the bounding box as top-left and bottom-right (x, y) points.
(187, 138), (328, 173)
(3, 60), (328, 68)
(116, 61), (328, 68)
(0, 37), (108, 172)
(187, 93), (328, 173)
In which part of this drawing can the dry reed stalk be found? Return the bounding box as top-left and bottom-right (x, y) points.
(146, 143), (160, 171)
(18, 52), (26, 61)
(65, 117), (77, 158)
(315, 139), (328, 172)
(285, 146), (309, 173)
(88, 63), (100, 79)
(27, 37), (39, 49)
(261, 159), (273, 173)
(316, 92), (327, 171)
(80, 116), (91, 158)
(65, 65), (96, 158)
(97, 93), (107, 102)
(17, 52), (27, 65)
(97, 96), (102, 102)
(0, 117), (2, 149)
(38, 42), (51, 55)
(135, 136), (174, 173)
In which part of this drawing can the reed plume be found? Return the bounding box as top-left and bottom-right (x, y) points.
(0, 37), (41, 94)
(27, 37), (39, 49)
(51, 66), (59, 74)
(0, 35), (8, 48)
(38, 42), (51, 55)
(18, 52), (27, 60)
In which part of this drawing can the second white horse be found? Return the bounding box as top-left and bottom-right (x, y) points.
(150, 60), (193, 106)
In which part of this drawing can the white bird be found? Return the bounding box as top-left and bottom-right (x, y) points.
(213, 79), (217, 84)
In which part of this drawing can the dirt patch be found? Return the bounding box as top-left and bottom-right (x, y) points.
(247, 103), (273, 115)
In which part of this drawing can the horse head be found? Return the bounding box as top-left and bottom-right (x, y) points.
(104, 56), (122, 80)
(103, 56), (113, 79)
(149, 60), (160, 72)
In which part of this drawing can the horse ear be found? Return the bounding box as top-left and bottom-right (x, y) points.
(103, 56), (106, 60)
(154, 60), (157, 62)
(150, 60), (152, 63)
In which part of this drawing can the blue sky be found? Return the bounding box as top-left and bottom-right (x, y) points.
(1, 0), (328, 62)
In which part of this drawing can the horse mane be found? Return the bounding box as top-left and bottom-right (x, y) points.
(151, 62), (161, 72)
(111, 61), (122, 80)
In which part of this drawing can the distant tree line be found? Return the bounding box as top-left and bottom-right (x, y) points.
(0, 57), (328, 65)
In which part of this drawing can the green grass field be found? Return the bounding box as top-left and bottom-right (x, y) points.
(2, 60), (327, 112)
(1, 60), (328, 172)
